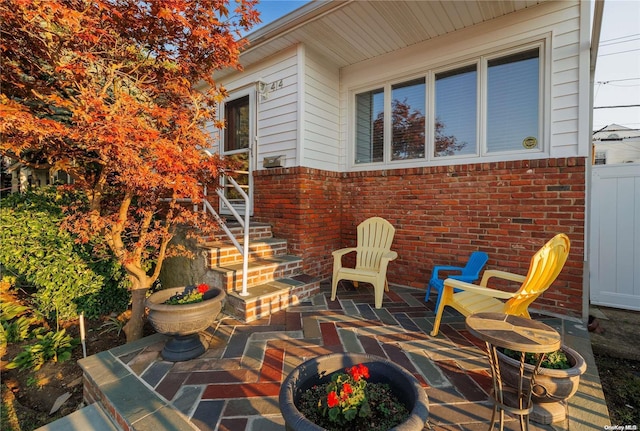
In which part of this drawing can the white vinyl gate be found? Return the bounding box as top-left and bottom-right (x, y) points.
(590, 164), (640, 311)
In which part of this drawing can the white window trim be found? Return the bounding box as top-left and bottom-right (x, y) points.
(348, 37), (550, 171)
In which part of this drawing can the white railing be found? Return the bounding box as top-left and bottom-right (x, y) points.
(203, 174), (250, 296)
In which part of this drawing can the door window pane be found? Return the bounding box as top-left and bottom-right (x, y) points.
(434, 65), (477, 157)
(487, 49), (539, 152)
(391, 78), (426, 160)
(224, 95), (250, 152)
(355, 88), (384, 163)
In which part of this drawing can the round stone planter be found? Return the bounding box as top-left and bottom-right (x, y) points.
(145, 286), (226, 361)
(278, 352), (429, 431)
(497, 344), (587, 424)
(497, 344), (587, 403)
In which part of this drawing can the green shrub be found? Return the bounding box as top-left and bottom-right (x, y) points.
(0, 188), (129, 321)
(6, 329), (79, 371)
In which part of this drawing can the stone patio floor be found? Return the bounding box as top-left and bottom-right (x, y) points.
(76, 281), (610, 431)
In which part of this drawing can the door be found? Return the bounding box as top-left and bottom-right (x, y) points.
(221, 91), (255, 216)
(590, 164), (640, 311)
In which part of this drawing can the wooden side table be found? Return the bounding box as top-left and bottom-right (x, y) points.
(465, 313), (561, 431)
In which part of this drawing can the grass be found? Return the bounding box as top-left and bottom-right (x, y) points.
(593, 349), (640, 425)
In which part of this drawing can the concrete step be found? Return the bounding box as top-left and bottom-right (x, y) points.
(208, 255), (304, 293)
(35, 403), (121, 431)
(224, 274), (321, 322)
(200, 237), (288, 266)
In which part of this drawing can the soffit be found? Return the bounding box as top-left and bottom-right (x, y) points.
(228, 0), (549, 75)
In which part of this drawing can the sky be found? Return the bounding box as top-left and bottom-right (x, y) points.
(251, 0), (640, 132)
(592, 0), (640, 131)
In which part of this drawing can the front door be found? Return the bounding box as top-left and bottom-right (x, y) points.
(221, 91), (254, 216)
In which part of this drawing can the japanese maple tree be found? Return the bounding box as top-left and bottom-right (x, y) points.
(0, 0), (259, 341)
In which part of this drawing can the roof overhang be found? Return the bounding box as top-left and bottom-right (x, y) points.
(218, 0), (552, 79)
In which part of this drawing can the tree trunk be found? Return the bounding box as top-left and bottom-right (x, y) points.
(123, 288), (148, 342)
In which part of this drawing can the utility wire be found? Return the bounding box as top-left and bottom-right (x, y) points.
(593, 104), (640, 109)
(599, 48), (640, 57)
(596, 78), (640, 84)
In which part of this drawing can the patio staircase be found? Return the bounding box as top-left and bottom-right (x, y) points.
(200, 222), (321, 322)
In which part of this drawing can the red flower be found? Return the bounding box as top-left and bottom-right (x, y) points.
(342, 383), (353, 395)
(358, 364), (369, 379)
(348, 364), (369, 381)
(197, 283), (209, 293)
(327, 391), (339, 408)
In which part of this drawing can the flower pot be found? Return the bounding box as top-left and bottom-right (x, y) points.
(145, 286), (226, 361)
(279, 352), (429, 431)
(496, 344), (587, 403)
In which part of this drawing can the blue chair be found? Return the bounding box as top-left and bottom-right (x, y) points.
(425, 251), (489, 311)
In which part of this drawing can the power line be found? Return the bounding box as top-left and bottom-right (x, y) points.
(600, 34), (640, 44)
(599, 48), (640, 57)
(600, 36), (640, 47)
(596, 78), (640, 84)
(593, 104), (640, 109)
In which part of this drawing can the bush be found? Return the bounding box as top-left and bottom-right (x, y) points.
(0, 188), (129, 321)
(6, 329), (79, 371)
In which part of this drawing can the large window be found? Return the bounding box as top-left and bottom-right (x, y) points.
(434, 65), (477, 157)
(391, 79), (426, 160)
(352, 44), (543, 166)
(486, 49), (540, 152)
(355, 88), (384, 163)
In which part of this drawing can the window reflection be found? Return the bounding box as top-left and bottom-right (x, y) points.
(435, 65), (476, 157)
(487, 49), (539, 152)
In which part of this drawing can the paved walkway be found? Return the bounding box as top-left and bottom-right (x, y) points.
(75, 281), (610, 431)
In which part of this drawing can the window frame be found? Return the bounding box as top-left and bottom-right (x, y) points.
(349, 39), (548, 169)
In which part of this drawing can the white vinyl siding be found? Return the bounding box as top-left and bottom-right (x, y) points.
(340, 1), (588, 171)
(302, 49), (340, 169)
(218, 47), (300, 169)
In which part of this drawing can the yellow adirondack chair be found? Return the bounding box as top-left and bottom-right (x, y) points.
(430, 233), (570, 337)
(331, 217), (398, 309)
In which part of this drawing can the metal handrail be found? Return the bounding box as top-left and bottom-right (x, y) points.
(205, 173), (250, 297)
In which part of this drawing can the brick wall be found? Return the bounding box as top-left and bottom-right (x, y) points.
(253, 157), (586, 317)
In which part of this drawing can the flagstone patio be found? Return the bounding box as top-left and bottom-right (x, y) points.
(74, 281), (610, 431)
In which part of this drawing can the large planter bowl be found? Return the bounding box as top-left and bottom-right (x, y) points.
(497, 344), (587, 403)
(145, 286), (226, 361)
(279, 352), (429, 431)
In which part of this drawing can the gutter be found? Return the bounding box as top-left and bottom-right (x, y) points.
(590, 0), (605, 73)
(584, 0), (605, 322)
(242, 0), (353, 55)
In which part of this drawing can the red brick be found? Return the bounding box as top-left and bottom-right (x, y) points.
(253, 158), (586, 318)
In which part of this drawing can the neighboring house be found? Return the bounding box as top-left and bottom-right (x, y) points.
(592, 124), (640, 165)
(208, 1), (601, 320)
(3, 158), (73, 193)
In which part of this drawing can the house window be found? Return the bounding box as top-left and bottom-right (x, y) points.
(594, 150), (607, 165)
(224, 95), (250, 152)
(352, 44), (543, 166)
(434, 65), (477, 157)
(486, 48), (540, 152)
(355, 88), (384, 163)
(391, 79), (425, 160)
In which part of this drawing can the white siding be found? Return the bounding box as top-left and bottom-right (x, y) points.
(339, 0), (589, 171)
(218, 46), (300, 169)
(302, 49), (340, 170)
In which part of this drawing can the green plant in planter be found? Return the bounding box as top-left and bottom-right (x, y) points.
(297, 363), (410, 431)
(503, 348), (571, 369)
(163, 284), (210, 305)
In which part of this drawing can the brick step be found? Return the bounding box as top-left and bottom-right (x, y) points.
(203, 222), (273, 242)
(208, 255), (304, 293)
(200, 237), (288, 267)
(223, 274), (321, 322)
